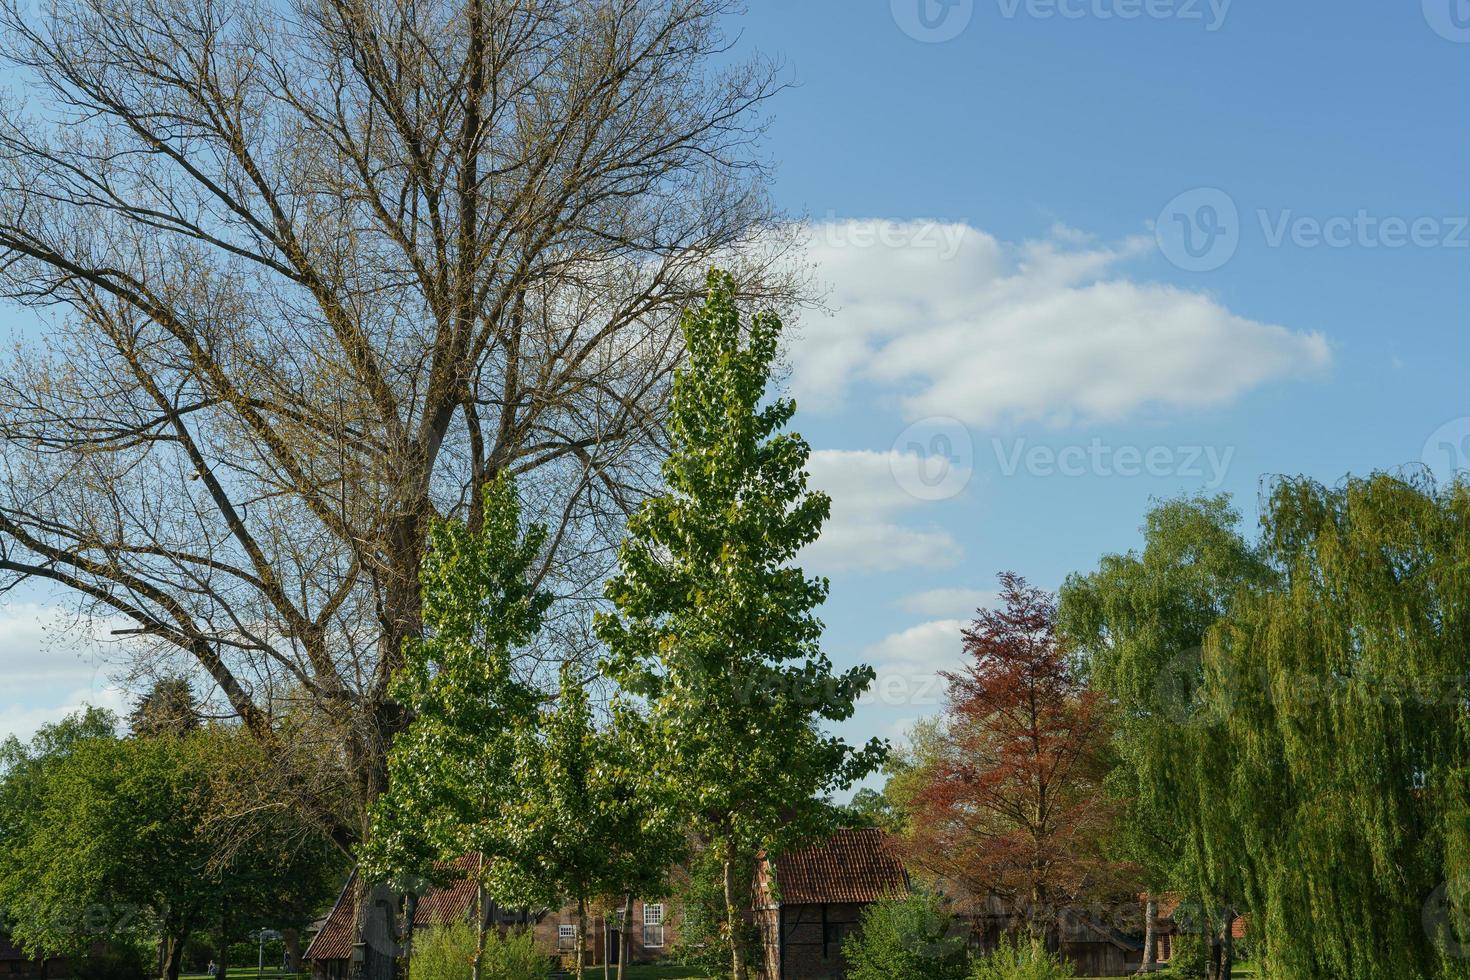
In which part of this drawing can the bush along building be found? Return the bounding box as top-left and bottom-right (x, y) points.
(305, 867), (678, 978)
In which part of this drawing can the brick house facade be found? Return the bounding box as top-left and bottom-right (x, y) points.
(304, 859), (679, 978)
(0, 933), (67, 980)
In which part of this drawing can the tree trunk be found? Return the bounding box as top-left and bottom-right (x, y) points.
(283, 928), (303, 974)
(574, 897), (587, 980)
(1206, 914), (1227, 980)
(471, 882), (487, 980)
(1138, 895), (1157, 973)
(399, 893), (419, 980)
(723, 858), (747, 980)
(162, 933), (186, 980)
(354, 873), (400, 980)
(617, 894), (633, 980)
(1220, 910), (1236, 980)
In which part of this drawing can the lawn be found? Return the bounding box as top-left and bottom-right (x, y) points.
(179, 962), (1258, 979)
(182, 971), (306, 980)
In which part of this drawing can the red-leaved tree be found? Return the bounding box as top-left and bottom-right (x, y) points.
(904, 572), (1119, 942)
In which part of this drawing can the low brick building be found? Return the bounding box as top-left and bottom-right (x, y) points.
(0, 932), (67, 980)
(754, 828), (910, 980)
(1147, 894), (1247, 967)
(304, 859), (678, 978)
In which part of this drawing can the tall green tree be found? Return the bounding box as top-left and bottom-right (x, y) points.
(1197, 474), (1470, 980)
(1058, 494), (1269, 976)
(361, 476), (551, 980)
(508, 664), (680, 980)
(0, 715), (340, 980)
(597, 270), (885, 979)
(0, 719), (213, 979)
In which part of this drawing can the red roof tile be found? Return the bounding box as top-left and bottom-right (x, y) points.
(772, 828), (909, 905)
(306, 857), (483, 963)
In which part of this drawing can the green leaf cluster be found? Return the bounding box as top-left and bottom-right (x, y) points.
(597, 270), (885, 856)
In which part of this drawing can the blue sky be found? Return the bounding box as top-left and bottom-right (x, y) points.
(726, 0), (1470, 753)
(4, 1), (1470, 767)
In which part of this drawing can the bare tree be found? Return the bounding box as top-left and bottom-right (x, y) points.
(0, 0), (799, 856)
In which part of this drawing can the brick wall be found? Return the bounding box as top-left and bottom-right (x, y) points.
(767, 902), (865, 980)
(532, 897), (678, 970)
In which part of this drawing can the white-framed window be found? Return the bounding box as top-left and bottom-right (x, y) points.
(558, 924), (577, 949)
(642, 903), (665, 948)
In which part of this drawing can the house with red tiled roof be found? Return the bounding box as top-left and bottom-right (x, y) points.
(304, 856), (679, 978)
(753, 828), (911, 980)
(0, 931), (68, 980)
(306, 829), (905, 980)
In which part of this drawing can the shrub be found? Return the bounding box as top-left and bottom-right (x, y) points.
(969, 936), (1076, 980)
(672, 846), (758, 977)
(72, 943), (149, 980)
(1163, 933), (1209, 979)
(842, 891), (969, 980)
(409, 922), (548, 980)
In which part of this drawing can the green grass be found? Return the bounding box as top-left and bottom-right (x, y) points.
(1079, 968), (1256, 980)
(181, 970), (306, 980)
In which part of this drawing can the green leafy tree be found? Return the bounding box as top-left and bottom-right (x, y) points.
(193, 726), (347, 976)
(0, 715), (342, 980)
(0, 725), (211, 978)
(1197, 474), (1470, 980)
(1058, 494), (1269, 975)
(361, 476), (551, 980)
(507, 663), (680, 980)
(597, 271), (885, 979)
(842, 891), (968, 980)
(841, 788), (903, 834)
(128, 677), (201, 739)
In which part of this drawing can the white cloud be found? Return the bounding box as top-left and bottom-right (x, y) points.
(0, 685), (129, 743)
(865, 618), (967, 672)
(793, 220), (1330, 425)
(0, 603), (111, 684)
(0, 603), (133, 742)
(898, 587), (997, 618)
(858, 618), (968, 710)
(803, 449), (964, 574)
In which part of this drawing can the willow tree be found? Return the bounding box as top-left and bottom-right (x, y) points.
(0, 0), (802, 857)
(597, 271), (885, 980)
(1059, 494), (1269, 975)
(1200, 474), (1470, 980)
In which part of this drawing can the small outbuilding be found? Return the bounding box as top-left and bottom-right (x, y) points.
(754, 828), (910, 980)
